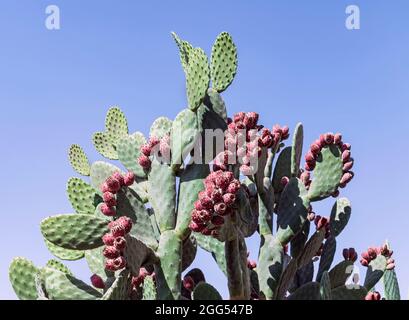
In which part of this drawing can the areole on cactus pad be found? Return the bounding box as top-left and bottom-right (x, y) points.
(8, 31), (400, 301)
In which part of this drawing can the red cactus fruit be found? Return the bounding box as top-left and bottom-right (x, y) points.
(101, 182), (109, 193)
(102, 233), (115, 246)
(281, 126), (290, 140)
(198, 210), (212, 222)
(114, 236), (127, 251)
(324, 132), (334, 145)
(247, 260), (257, 270)
(90, 274), (105, 289)
(222, 193), (236, 206)
(116, 216), (133, 234)
(342, 150), (351, 162)
(183, 276), (195, 292)
(227, 181), (240, 194)
(105, 177), (121, 194)
(112, 172), (125, 187)
(334, 133), (342, 145)
(103, 192), (117, 207)
(141, 144), (152, 157)
(360, 258), (369, 267)
(189, 221), (205, 232)
(103, 246), (120, 259)
(149, 136), (160, 147)
(100, 203), (116, 217)
(280, 176), (289, 187)
(214, 202), (227, 215)
(123, 172), (135, 186)
(310, 143), (321, 156)
(138, 155), (151, 169)
(365, 291), (381, 300)
(113, 256), (126, 270)
(240, 165), (254, 175)
(340, 172), (354, 184)
(200, 195), (214, 210)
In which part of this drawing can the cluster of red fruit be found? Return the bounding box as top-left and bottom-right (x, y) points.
(365, 291), (381, 300)
(138, 134), (171, 170)
(102, 216), (133, 271)
(314, 215), (330, 239)
(215, 112), (289, 175)
(342, 247), (358, 262)
(360, 244), (395, 270)
(303, 132), (354, 195)
(131, 267), (154, 288)
(189, 170), (241, 236)
(100, 171), (135, 216)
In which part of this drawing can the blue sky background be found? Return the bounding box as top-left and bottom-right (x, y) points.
(1, 0), (408, 299)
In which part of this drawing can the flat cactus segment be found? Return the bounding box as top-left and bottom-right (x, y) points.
(68, 144), (91, 176)
(171, 32), (193, 73)
(319, 271), (332, 300)
(276, 258), (298, 299)
(186, 47), (210, 111)
(171, 109), (199, 168)
(67, 177), (102, 214)
(105, 107), (128, 144)
(364, 254), (387, 290)
(182, 235), (197, 272)
(9, 257), (39, 300)
(383, 269), (400, 300)
(329, 198), (351, 237)
(42, 267), (102, 300)
(92, 132), (118, 160)
(328, 260), (354, 289)
(290, 221), (310, 259)
(192, 283), (222, 300)
(156, 230), (182, 300)
(117, 132), (147, 178)
(293, 261), (314, 292)
(101, 270), (130, 300)
(204, 88), (227, 120)
(46, 259), (72, 275)
(287, 282), (320, 300)
(85, 247), (114, 282)
(148, 159), (176, 232)
(175, 164), (209, 239)
(150, 116), (172, 139)
(194, 232), (227, 275)
(297, 229), (326, 269)
(116, 188), (158, 250)
(237, 187), (259, 237)
(142, 275), (157, 300)
(258, 235), (284, 299)
(210, 32), (237, 93)
(41, 214), (109, 250)
(272, 147), (292, 193)
(316, 235), (336, 282)
(331, 285), (367, 300)
(291, 123), (303, 177)
(276, 177), (310, 245)
(44, 239), (85, 261)
(308, 145), (343, 201)
(123, 235), (152, 275)
(90, 161), (122, 191)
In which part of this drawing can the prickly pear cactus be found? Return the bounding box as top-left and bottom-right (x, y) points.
(9, 32), (400, 300)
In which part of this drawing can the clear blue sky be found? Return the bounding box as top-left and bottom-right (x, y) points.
(1, 0), (408, 299)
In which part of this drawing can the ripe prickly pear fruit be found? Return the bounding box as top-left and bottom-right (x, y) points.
(123, 172), (135, 186)
(100, 203), (116, 217)
(90, 274), (105, 289)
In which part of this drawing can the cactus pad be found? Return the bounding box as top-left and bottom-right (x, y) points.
(186, 47), (210, 110)
(329, 197), (351, 237)
(331, 285), (367, 300)
(46, 259), (72, 275)
(92, 132), (118, 160)
(192, 282), (222, 300)
(143, 275), (157, 300)
(67, 177), (102, 214)
(272, 147), (292, 193)
(90, 161), (122, 191)
(9, 257), (39, 300)
(68, 144), (91, 176)
(105, 107), (128, 143)
(101, 270), (130, 300)
(44, 239), (85, 260)
(150, 117), (172, 139)
(85, 247), (114, 282)
(117, 132), (147, 178)
(291, 123), (303, 176)
(328, 260), (354, 288)
(364, 254), (387, 290)
(171, 32), (193, 73)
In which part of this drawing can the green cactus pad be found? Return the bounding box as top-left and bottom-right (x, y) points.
(175, 164), (209, 239)
(196, 103), (227, 135)
(331, 285), (367, 300)
(130, 180), (150, 203)
(316, 235), (336, 282)
(42, 267), (101, 300)
(194, 232), (227, 275)
(116, 187), (158, 250)
(142, 275), (157, 300)
(250, 270), (260, 296)
(287, 282), (320, 300)
(210, 32), (237, 93)
(383, 269), (400, 300)
(276, 177), (310, 246)
(171, 109), (199, 168)
(291, 261), (314, 293)
(276, 258), (298, 299)
(9, 257), (39, 300)
(41, 214), (109, 250)
(307, 145), (343, 201)
(319, 271), (332, 300)
(101, 270), (130, 300)
(272, 147), (293, 193)
(123, 235), (151, 275)
(90, 161), (122, 191)
(44, 239), (85, 261)
(186, 47), (210, 111)
(205, 88), (227, 120)
(92, 132), (118, 160)
(117, 132), (147, 178)
(329, 197), (351, 237)
(46, 259), (72, 275)
(182, 235), (197, 272)
(68, 144), (91, 176)
(291, 123), (303, 177)
(67, 177), (102, 214)
(105, 107), (128, 144)
(297, 229), (326, 269)
(328, 260), (354, 289)
(156, 230), (182, 300)
(364, 254), (387, 290)
(192, 282), (222, 300)
(290, 221), (310, 259)
(258, 235), (284, 299)
(238, 187), (259, 237)
(150, 116), (172, 139)
(148, 159), (176, 232)
(85, 247), (114, 282)
(171, 32), (193, 73)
